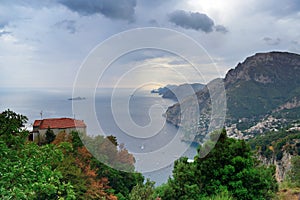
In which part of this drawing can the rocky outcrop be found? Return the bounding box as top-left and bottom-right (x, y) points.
(259, 151), (293, 182)
(274, 97), (300, 112)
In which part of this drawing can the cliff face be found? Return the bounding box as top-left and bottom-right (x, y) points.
(223, 51), (300, 119)
(165, 52), (300, 141)
(247, 124), (300, 182)
(259, 151), (293, 182)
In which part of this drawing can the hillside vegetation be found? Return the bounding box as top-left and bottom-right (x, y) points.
(1, 109), (300, 199)
(153, 129), (278, 200)
(0, 109), (143, 199)
(248, 128), (300, 160)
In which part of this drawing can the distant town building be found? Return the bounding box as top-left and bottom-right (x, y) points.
(31, 118), (86, 142)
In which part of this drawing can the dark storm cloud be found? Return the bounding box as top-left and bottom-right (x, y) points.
(215, 25), (228, 34)
(263, 37), (281, 46)
(54, 20), (77, 34)
(58, 0), (137, 21)
(168, 10), (215, 33)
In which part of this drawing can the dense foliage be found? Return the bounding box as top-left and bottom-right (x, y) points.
(248, 129), (300, 159)
(0, 109), (143, 199)
(287, 155), (300, 187)
(129, 179), (156, 200)
(0, 109), (28, 148)
(156, 129), (278, 200)
(0, 110), (75, 199)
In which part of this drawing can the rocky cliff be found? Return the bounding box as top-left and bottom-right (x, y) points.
(248, 127), (300, 182)
(260, 151), (293, 182)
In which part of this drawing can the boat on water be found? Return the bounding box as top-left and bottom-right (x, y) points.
(68, 96), (86, 101)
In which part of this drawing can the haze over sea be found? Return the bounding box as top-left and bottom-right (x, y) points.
(0, 87), (197, 185)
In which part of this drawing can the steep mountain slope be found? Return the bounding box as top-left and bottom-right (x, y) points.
(165, 52), (300, 141)
(224, 52), (300, 120)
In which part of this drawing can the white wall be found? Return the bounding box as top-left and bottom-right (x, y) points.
(33, 127), (86, 143)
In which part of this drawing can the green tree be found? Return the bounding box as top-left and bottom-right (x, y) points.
(56, 130), (143, 199)
(288, 155), (300, 187)
(153, 183), (173, 200)
(45, 126), (56, 144)
(70, 130), (84, 149)
(0, 109), (28, 135)
(0, 141), (76, 199)
(0, 109), (28, 148)
(94, 160), (144, 198)
(52, 132), (118, 200)
(162, 157), (201, 200)
(55, 145), (88, 199)
(159, 129), (278, 200)
(0, 110), (76, 199)
(129, 179), (155, 200)
(196, 129), (277, 199)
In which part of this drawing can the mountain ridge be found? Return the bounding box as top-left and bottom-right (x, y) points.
(151, 83), (205, 101)
(165, 51), (300, 142)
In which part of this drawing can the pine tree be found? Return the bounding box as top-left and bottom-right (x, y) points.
(45, 126), (56, 144)
(158, 129), (278, 199)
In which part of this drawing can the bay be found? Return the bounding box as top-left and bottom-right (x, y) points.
(0, 87), (197, 185)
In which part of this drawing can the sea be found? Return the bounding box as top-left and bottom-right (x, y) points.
(0, 87), (198, 185)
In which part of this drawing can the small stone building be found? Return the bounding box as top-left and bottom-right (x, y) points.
(32, 118), (86, 142)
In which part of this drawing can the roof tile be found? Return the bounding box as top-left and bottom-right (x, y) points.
(33, 118), (86, 129)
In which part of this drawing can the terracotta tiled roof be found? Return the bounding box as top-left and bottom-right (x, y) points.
(33, 118), (86, 129)
(33, 119), (42, 127)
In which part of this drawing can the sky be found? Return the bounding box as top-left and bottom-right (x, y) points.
(1, 0), (300, 89)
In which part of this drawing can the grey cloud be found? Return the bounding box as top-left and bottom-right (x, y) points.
(129, 49), (172, 62)
(260, 0), (300, 17)
(58, 0), (136, 21)
(168, 10), (214, 33)
(0, 0), (53, 6)
(148, 19), (158, 25)
(0, 19), (10, 36)
(291, 40), (299, 45)
(0, 31), (11, 37)
(138, 0), (180, 8)
(263, 37), (281, 46)
(168, 59), (187, 65)
(290, 40), (300, 51)
(215, 25), (228, 34)
(54, 20), (77, 34)
(0, 11), (11, 29)
(0, 23), (7, 29)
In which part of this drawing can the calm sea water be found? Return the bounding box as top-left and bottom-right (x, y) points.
(0, 87), (197, 185)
